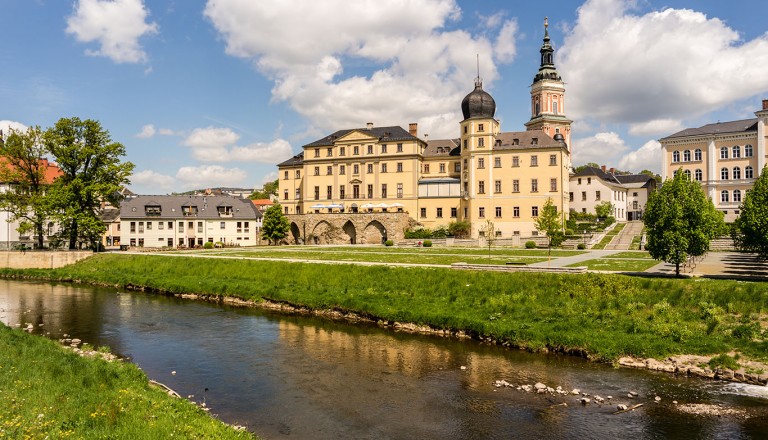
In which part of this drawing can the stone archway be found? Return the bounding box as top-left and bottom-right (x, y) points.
(312, 221), (333, 245)
(362, 220), (387, 244)
(290, 222), (301, 244)
(342, 220), (356, 244)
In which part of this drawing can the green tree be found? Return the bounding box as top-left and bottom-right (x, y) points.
(261, 203), (290, 245)
(481, 219), (496, 263)
(249, 179), (279, 200)
(535, 197), (565, 257)
(447, 220), (470, 238)
(594, 201), (614, 218)
(643, 169), (724, 276)
(0, 126), (54, 249)
(44, 118), (134, 250)
(573, 162), (600, 174)
(639, 169), (662, 185)
(734, 165), (768, 258)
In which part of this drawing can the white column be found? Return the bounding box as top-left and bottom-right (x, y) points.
(660, 142), (667, 181)
(757, 115), (766, 173)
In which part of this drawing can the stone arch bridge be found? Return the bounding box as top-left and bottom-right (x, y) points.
(285, 213), (413, 245)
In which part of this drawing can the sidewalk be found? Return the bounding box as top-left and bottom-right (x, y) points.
(644, 252), (768, 279)
(528, 250), (623, 268)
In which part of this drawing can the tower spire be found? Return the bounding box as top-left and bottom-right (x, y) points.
(475, 54), (481, 87)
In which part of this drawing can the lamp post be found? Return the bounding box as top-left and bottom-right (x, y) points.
(583, 229), (587, 248)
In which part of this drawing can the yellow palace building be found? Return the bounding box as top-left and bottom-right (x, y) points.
(277, 20), (571, 244)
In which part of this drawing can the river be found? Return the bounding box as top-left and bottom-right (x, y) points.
(1, 279), (767, 439)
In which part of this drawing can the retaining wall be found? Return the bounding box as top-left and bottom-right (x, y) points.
(0, 251), (94, 269)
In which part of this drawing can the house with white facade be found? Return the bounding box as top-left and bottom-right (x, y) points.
(569, 166), (656, 221)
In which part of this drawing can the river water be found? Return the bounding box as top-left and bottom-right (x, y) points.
(1, 279), (767, 439)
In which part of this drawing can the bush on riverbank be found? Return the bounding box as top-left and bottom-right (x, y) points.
(2, 254), (768, 363)
(0, 323), (254, 439)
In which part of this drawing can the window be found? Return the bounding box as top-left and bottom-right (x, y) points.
(733, 167), (741, 180)
(158, 222), (164, 230)
(454, 162), (461, 172)
(295, 189), (301, 199)
(314, 148), (320, 158)
(314, 166), (320, 176)
(381, 163), (387, 173)
(397, 143), (403, 153)
(720, 147), (728, 159)
(420, 208), (426, 218)
(732, 146), (740, 158)
(587, 178), (591, 184)
(397, 162), (403, 172)
(513, 179), (520, 193)
(130, 221), (136, 233)
(381, 184), (387, 198)
(683, 169), (691, 179)
(439, 163), (446, 173)
(532, 206), (539, 217)
(633, 201), (638, 210)
(381, 144), (387, 153)
(513, 206), (520, 217)
(198, 222), (203, 233)
(733, 189), (742, 202)
(683, 150), (691, 162)
(478, 180), (485, 194)
(146, 221), (152, 230)
(531, 179), (538, 192)
(549, 154), (557, 166)
(451, 207), (457, 218)
(512, 156), (520, 167)
(437, 208), (443, 218)
(595, 191), (601, 201)
(340, 146), (346, 156)
(295, 170), (301, 178)
(494, 157), (501, 168)
(351, 145), (358, 155)
(478, 158), (485, 169)
(478, 123), (484, 132)
(314, 186), (320, 200)
(569, 192), (574, 202)
(694, 149), (702, 161)
(397, 183), (403, 198)
(721, 190), (729, 203)
(746, 166), (754, 179)
(284, 171), (289, 180)
(327, 186), (332, 200)
(179, 222), (184, 233)
(581, 191), (587, 201)
(340, 165), (346, 175)
(353, 185), (360, 198)
(550, 178), (557, 192)
(353, 164), (359, 174)
(367, 164), (373, 174)
(478, 137), (485, 147)
(695, 169), (703, 181)
(424, 164), (430, 173)
(721, 167), (729, 180)
(327, 148), (333, 157)
(138, 222), (144, 233)
(479, 207), (485, 218)
(367, 184), (373, 199)
(672, 151), (680, 162)
(339, 185), (345, 199)
(495, 207), (502, 218)
(494, 180), (501, 193)
(168, 221), (173, 230)
(530, 155), (538, 167)
(745, 144), (753, 157)
(220, 222), (226, 230)
(367, 145), (373, 154)
(327, 165), (333, 175)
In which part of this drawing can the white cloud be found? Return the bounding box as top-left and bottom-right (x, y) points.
(204, 0), (518, 138)
(571, 131), (630, 167)
(559, 0), (768, 127)
(0, 120), (29, 136)
(182, 126), (293, 163)
(158, 128), (175, 136)
(135, 124), (156, 138)
(618, 139), (662, 174)
(130, 169), (175, 193)
(66, 0), (158, 64)
(176, 165), (247, 187)
(261, 171), (278, 185)
(628, 119), (684, 137)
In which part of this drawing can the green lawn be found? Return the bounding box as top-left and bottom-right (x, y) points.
(567, 258), (660, 272)
(604, 251), (654, 259)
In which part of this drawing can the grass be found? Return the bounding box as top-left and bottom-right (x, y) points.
(3, 254), (768, 364)
(591, 223), (626, 250)
(566, 258), (660, 272)
(629, 235), (642, 250)
(0, 323), (254, 439)
(604, 251), (654, 259)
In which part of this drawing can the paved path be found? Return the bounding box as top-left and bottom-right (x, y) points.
(605, 221), (643, 250)
(527, 250), (622, 268)
(643, 251), (768, 279)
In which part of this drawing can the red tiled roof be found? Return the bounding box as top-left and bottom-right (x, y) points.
(0, 157), (62, 184)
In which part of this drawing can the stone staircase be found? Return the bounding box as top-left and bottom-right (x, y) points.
(604, 221), (644, 250)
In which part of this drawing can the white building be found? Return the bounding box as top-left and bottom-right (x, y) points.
(569, 166), (656, 221)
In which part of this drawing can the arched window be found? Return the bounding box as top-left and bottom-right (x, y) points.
(553, 100), (558, 115)
(721, 190), (729, 203)
(721, 167), (729, 180)
(683, 169), (691, 179)
(745, 166), (754, 179)
(683, 150), (691, 161)
(694, 169), (702, 181)
(733, 189), (742, 203)
(535, 101), (540, 115)
(732, 146), (741, 158)
(745, 145), (753, 157)
(694, 149), (702, 161)
(673, 151), (680, 162)
(720, 147), (728, 159)
(733, 166), (741, 179)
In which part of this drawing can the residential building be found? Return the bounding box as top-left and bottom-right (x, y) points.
(120, 195), (262, 248)
(660, 99), (768, 222)
(569, 166), (656, 221)
(277, 19), (571, 242)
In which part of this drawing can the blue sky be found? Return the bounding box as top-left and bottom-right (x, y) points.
(2, 0), (767, 194)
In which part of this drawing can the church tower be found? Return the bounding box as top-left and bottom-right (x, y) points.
(524, 17), (572, 151)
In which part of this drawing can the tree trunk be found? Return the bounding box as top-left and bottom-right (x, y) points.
(675, 261), (680, 277)
(68, 219), (78, 250)
(35, 221), (44, 250)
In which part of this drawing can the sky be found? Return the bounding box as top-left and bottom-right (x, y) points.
(1, 0), (767, 195)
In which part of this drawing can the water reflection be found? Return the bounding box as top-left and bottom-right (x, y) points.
(1, 279), (767, 439)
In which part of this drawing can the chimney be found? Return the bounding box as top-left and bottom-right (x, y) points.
(601, 165), (606, 172)
(409, 122), (418, 137)
(366, 122), (373, 130)
(763, 99), (768, 110)
(609, 167), (615, 174)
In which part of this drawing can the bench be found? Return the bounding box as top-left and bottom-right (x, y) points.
(505, 261), (527, 266)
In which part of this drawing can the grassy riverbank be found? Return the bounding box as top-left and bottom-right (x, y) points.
(2, 253), (767, 364)
(0, 323), (254, 439)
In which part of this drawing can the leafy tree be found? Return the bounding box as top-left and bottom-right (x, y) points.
(594, 201), (614, 218)
(249, 179), (279, 200)
(733, 165), (768, 258)
(481, 219), (496, 263)
(639, 169), (662, 185)
(573, 162), (600, 174)
(261, 203), (290, 245)
(447, 220), (470, 238)
(535, 198), (565, 258)
(44, 118), (134, 250)
(643, 169), (724, 276)
(0, 126), (54, 248)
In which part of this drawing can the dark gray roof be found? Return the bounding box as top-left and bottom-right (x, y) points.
(120, 195), (261, 220)
(661, 118), (758, 140)
(614, 174), (655, 187)
(304, 125), (420, 148)
(278, 152), (304, 167)
(573, 166), (623, 185)
(461, 81), (496, 120)
(494, 130), (564, 150)
(100, 208), (121, 222)
(574, 167), (655, 188)
(424, 139), (460, 157)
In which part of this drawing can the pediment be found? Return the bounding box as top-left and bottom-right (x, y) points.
(336, 130), (377, 143)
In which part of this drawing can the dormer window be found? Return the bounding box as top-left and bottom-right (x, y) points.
(531, 138), (538, 145)
(182, 205), (198, 217)
(145, 205), (161, 216)
(513, 139), (519, 145)
(217, 205), (234, 217)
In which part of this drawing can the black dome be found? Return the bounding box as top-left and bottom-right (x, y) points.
(461, 81), (496, 120)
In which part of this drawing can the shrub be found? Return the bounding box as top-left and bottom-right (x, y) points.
(203, 242), (214, 249)
(565, 228), (575, 236)
(432, 226), (448, 239)
(525, 240), (536, 249)
(731, 322), (760, 340)
(577, 243), (586, 250)
(384, 240), (394, 247)
(404, 228), (432, 239)
(422, 240), (432, 247)
(709, 353), (740, 371)
(447, 220), (471, 238)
